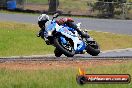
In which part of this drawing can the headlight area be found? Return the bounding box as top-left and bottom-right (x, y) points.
(46, 28), (55, 36)
(45, 36), (54, 45)
(47, 31), (52, 36)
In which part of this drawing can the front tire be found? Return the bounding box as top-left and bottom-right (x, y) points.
(54, 48), (62, 57)
(54, 37), (75, 57)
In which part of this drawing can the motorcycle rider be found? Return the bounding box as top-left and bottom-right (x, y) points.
(37, 14), (92, 41)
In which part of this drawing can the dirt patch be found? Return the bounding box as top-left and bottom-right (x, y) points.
(0, 59), (131, 70)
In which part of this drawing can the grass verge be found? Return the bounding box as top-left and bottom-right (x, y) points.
(0, 10), (40, 16)
(0, 60), (131, 88)
(0, 21), (132, 57)
(0, 22), (54, 57)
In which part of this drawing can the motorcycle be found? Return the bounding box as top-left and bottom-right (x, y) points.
(41, 13), (100, 57)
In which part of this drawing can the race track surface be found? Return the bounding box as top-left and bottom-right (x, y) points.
(0, 13), (132, 35)
(0, 13), (132, 59)
(0, 48), (132, 61)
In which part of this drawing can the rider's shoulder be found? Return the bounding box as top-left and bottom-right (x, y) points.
(66, 17), (74, 22)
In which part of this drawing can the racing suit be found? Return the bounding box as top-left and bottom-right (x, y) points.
(56, 18), (90, 38)
(37, 17), (90, 39)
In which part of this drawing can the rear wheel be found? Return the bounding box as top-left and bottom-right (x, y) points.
(86, 41), (100, 56)
(54, 37), (75, 57)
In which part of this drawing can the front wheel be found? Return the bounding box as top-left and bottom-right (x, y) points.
(54, 37), (75, 57)
(86, 41), (100, 56)
(54, 48), (62, 57)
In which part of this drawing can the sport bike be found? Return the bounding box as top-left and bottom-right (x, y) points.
(41, 13), (100, 57)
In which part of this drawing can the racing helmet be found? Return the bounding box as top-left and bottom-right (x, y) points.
(38, 14), (49, 28)
(38, 14), (49, 22)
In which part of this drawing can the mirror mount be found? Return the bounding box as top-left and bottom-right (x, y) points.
(52, 13), (59, 21)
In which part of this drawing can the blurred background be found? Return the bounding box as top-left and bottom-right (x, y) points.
(0, 0), (132, 19)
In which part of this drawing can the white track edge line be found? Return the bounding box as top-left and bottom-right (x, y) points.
(0, 48), (132, 58)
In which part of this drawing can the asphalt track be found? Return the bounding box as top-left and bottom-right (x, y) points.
(0, 48), (132, 61)
(0, 13), (132, 35)
(0, 13), (132, 59)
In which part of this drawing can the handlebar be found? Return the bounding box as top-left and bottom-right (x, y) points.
(52, 13), (59, 21)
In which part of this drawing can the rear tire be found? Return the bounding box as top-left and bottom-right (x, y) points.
(54, 37), (75, 57)
(86, 41), (100, 56)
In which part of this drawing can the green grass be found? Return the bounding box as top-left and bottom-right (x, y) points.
(0, 10), (40, 16)
(27, 0), (48, 4)
(26, 0), (89, 12)
(0, 61), (131, 88)
(89, 30), (132, 50)
(58, 0), (89, 12)
(0, 22), (54, 57)
(26, 0), (90, 13)
(0, 21), (132, 57)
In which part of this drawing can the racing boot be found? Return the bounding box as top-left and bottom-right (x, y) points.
(66, 21), (92, 41)
(37, 30), (42, 37)
(37, 29), (44, 39)
(79, 30), (94, 42)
